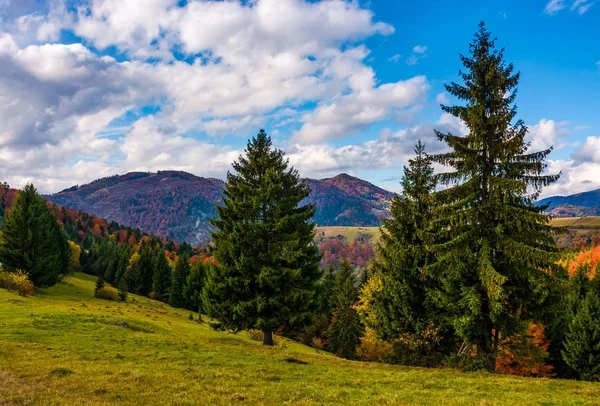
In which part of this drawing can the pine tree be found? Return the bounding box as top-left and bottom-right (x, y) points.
(184, 261), (206, 321)
(152, 251), (171, 302)
(117, 277), (128, 302)
(203, 129), (321, 346)
(169, 255), (191, 308)
(373, 141), (438, 342)
(328, 259), (363, 359)
(562, 291), (600, 381)
(428, 23), (561, 371)
(0, 184), (69, 287)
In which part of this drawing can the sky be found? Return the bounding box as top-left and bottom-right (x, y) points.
(0, 0), (598, 197)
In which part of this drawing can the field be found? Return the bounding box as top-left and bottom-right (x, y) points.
(550, 217), (600, 228)
(2, 274), (600, 405)
(315, 226), (380, 242)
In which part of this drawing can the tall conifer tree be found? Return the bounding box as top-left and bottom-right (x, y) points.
(152, 250), (172, 302)
(428, 23), (561, 371)
(328, 259), (362, 359)
(0, 184), (69, 287)
(373, 141), (438, 341)
(169, 255), (191, 308)
(203, 129), (321, 346)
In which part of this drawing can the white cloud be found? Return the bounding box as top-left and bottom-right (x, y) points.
(0, 0), (408, 192)
(288, 113), (465, 178)
(388, 53), (401, 63)
(436, 92), (449, 104)
(545, 0), (594, 15)
(406, 45), (428, 65)
(293, 75), (429, 144)
(544, 0), (568, 15)
(571, 136), (600, 164)
(525, 119), (570, 152)
(571, 0), (594, 14)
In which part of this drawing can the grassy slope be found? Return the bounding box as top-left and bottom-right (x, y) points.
(2, 274), (600, 405)
(315, 226), (381, 242)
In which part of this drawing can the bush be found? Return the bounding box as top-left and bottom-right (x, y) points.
(95, 286), (119, 301)
(0, 269), (35, 296)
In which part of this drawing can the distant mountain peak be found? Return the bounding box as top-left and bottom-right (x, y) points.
(47, 171), (394, 244)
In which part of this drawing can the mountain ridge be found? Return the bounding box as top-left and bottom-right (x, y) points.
(538, 188), (600, 217)
(47, 170), (394, 245)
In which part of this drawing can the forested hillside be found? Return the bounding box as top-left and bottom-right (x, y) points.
(46, 171), (394, 245)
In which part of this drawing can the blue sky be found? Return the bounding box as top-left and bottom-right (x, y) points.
(0, 0), (598, 197)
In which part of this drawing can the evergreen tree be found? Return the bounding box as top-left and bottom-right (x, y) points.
(562, 291), (600, 381)
(328, 259), (362, 359)
(117, 277), (128, 302)
(319, 264), (336, 315)
(373, 141), (438, 342)
(152, 250), (171, 301)
(95, 276), (105, 295)
(184, 261), (206, 321)
(0, 184), (69, 287)
(169, 255), (191, 308)
(135, 243), (155, 296)
(203, 129), (321, 346)
(428, 23), (561, 371)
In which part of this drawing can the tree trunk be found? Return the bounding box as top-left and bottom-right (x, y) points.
(198, 304), (203, 323)
(263, 330), (274, 346)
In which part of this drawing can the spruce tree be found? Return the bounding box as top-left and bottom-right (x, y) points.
(169, 255), (191, 308)
(328, 259), (362, 359)
(184, 261), (206, 321)
(373, 141), (438, 342)
(152, 251), (171, 302)
(428, 22), (561, 371)
(0, 184), (69, 287)
(135, 243), (155, 296)
(95, 276), (105, 296)
(203, 129), (321, 346)
(562, 291), (600, 381)
(117, 277), (128, 302)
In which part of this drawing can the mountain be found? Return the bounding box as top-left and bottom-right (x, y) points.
(537, 188), (600, 217)
(47, 171), (394, 245)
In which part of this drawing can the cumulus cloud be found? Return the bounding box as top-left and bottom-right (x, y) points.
(288, 113), (465, 178)
(525, 118), (571, 152)
(293, 75), (429, 144)
(0, 0), (409, 192)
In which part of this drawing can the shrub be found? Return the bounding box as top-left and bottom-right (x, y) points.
(95, 286), (119, 301)
(0, 269), (35, 296)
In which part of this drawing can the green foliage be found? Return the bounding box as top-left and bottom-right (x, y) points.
(94, 286), (119, 301)
(2, 273), (600, 404)
(169, 255), (190, 308)
(0, 184), (69, 287)
(328, 259), (363, 359)
(95, 276), (105, 294)
(203, 130), (321, 345)
(184, 261), (205, 318)
(427, 23), (561, 371)
(117, 277), (128, 302)
(373, 142), (442, 343)
(562, 291), (600, 381)
(152, 251), (172, 302)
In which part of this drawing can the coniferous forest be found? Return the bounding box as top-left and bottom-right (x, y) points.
(2, 22), (600, 392)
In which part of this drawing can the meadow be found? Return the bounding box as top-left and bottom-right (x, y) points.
(1, 273), (600, 405)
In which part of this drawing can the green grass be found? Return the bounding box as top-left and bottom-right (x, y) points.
(2, 273), (600, 405)
(550, 217), (600, 228)
(315, 226), (381, 242)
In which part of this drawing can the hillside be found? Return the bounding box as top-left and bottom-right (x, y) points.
(47, 171), (394, 245)
(2, 273), (599, 405)
(538, 188), (600, 217)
